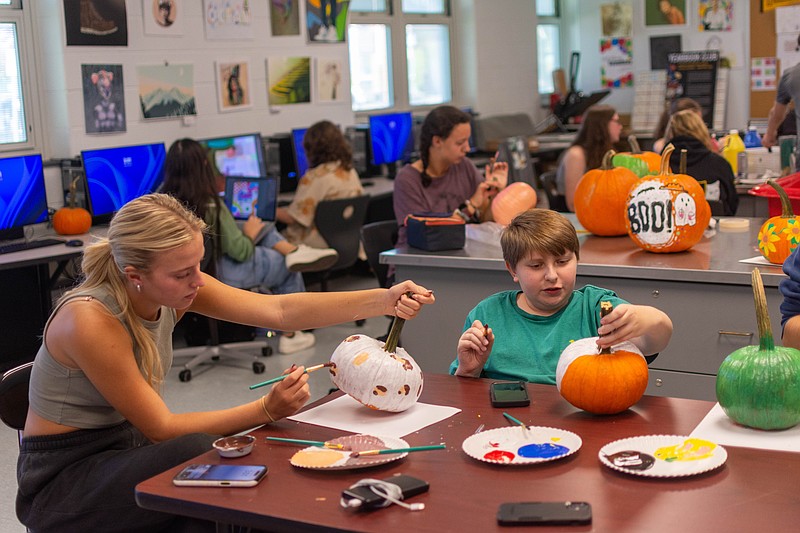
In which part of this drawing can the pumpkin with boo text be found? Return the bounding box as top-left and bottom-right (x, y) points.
(330, 334), (423, 412)
(625, 144), (711, 253)
(757, 180), (800, 264)
(491, 182), (538, 226)
(574, 150), (640, 236)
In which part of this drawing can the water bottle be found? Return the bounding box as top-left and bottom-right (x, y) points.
(721, 129), (745, 174)
(744, 126), (762, 148)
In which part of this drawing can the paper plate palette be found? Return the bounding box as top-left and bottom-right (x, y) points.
(599, 435), (727, 478)
(289, 434), (409, 470)
(462, 426), (582, 465)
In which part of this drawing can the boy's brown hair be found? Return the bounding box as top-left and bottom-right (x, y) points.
(501, 209), (580, 267)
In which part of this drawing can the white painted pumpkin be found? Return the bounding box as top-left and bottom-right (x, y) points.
(329, 334), (424, 412)
(555, 337), (648, 415)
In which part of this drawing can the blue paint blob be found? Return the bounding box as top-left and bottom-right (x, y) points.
(517, 442), (569, 458)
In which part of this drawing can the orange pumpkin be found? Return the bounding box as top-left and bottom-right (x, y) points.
(757, 180), (800, 264)
(617, 135), (661, 174)
(490, 182), (538, 225)
(53, 178), (91, 235)
(625, 144), (711, 253)
(555, 302), (649, 415)
(574, 150), (640, 236)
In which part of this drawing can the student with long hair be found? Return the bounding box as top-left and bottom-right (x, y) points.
(555, 105), (623, 211)
(393, 105), (509, 247)
(16, 193), (434, 532)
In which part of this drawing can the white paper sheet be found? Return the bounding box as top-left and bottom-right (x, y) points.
(287, 395), (461, 438)
(690, 403), (800, 453)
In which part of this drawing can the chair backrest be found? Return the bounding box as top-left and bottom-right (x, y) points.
(0, 361), (33, 432)
(360, 220), (399, 289)
(315, 195), (371, 272)
(540, 170), (568, 212)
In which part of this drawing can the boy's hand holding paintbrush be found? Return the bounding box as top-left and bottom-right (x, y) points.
(454, 320), (495, 378)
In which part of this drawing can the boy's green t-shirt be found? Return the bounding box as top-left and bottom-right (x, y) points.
(448, 286), (627, 385)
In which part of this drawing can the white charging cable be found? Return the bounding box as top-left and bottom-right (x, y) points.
(340, 478), (425, 511)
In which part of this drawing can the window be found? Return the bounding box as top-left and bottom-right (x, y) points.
(348, 0), (452, 112)
(0, 0), (34, 150)
(536, 0), (562, 96)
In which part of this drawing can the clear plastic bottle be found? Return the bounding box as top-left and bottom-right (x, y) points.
(721, 129), (745, 174)
(744, 126), (762, 148)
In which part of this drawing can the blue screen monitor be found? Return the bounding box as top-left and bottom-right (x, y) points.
(199, 133), (267, 179)
(291, 128), (309, 179)
(82, 142), (167, 223)
(0, 154), (48, 241)
(368, 111), (414, 166)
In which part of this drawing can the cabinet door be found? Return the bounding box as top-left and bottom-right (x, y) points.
(578, 276), (782, 376)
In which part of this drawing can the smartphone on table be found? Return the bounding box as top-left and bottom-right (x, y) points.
(497, 501), (592, 526)
(490, 380), (531, 408)
(172, 464), (268, 487)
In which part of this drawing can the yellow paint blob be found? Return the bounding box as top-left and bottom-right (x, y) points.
(654, 438), (716, 462)
(291, 449), (345, 467)
(353, 352), (370, 366)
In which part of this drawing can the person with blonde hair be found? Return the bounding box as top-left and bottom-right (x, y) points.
(555, 105), (623, 212)
(663, 109), (738, 215)
(652, 97), (719, 153)
(16, 193), (434, 532)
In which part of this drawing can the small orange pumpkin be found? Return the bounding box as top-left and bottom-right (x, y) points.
(625, 144), (711, 253)
(618, 135), (661, 174)
(757, 180), (800, 264)
(574, 150), (640, 236)
(555, 302), (649, 415)
(53, 178), (91, 235)
(490, 182), (538, 225)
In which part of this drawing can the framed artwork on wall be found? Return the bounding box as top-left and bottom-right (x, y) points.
(64, 0), (128, 46)
(267, 57), (311, 105)
(136, 64), (197, 119)
(644, 0), (687, 27)
(143, 0), (184, 36)
(216, 61), (252, 112)
(81, 64), (126, 134)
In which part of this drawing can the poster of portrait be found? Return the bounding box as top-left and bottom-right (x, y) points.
(203, 0), (253, 40)
(81, 64), (126, 134)
(267, 57), (311, 105)
(698, 0), (732, 32)
(644, 0), (687, 27)
(143, 0), (183, 36)
(217, 61), (252, 111)
(317, 58), (344, 103)
(136, 64), (197, 119)
(64, 0), (128, 46)
(306, 0), (350, 43)
(601, 2), (632, 36)
(271, 0), (300, 36)
(600, 38), (633, 88)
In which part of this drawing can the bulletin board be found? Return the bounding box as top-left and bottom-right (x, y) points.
(750, 0), (778, 118)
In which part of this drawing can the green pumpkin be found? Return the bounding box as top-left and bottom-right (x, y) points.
(611, 153), (650, 178)
(716, 269), (800, 430)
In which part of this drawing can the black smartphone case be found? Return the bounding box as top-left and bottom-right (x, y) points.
(342, 474), (429, 509)
(497, 502), (592, 526)
(490, 381), (531, 408)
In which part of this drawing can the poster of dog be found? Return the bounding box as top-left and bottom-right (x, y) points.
(81, 64), (126, 134)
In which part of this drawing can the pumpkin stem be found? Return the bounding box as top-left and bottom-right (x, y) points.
(628, 135), (642, 154)
(679, 149), (687, 174)
(599, 301), (613, 355)
(767, 179), (795, 218)
(68, 177), (80, 209)
(600, 150), (617, 170)
(751, 269), (775, 352)
(660, 144), (675, 176)
(383, 316), (405, 354)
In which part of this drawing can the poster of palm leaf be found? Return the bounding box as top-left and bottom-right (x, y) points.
(267, 57), (311, 105)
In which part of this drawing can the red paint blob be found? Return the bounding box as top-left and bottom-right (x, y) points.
(484, 450), (515, 463)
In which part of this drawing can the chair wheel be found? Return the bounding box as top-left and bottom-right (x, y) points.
(356, 319), (366, 327)
(261, 346), (273, 357)
(253, 361), (266, 374)
(179, 369), (192, 382)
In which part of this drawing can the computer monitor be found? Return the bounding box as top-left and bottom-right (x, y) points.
(81, 142), (167, 224)
(0, 154), (48, 241)
(368, 111), (414, 167)
(224, 176), (278, 221)
(199, 133), (267, 179)
(291, 128), (309, 178)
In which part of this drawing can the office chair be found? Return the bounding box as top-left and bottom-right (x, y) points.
(173, 234), (272, 383)
(0, 361), (33, 445)
(313, 195), (371, 292)
(540, 170), (568, 212)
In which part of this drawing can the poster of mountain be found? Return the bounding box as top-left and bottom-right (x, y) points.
(136, 64), (197, 119)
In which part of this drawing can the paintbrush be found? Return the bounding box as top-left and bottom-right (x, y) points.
(350, 444), (446, 458)
(502, 411), (530, 435)
(249, 362), (334, 390)
(265, 437), (346, 450)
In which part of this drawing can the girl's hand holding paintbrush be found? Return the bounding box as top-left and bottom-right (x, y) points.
(256, 364), (311, 423)
(454, 320), (495, 378)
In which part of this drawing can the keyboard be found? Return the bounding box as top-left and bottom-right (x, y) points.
(0, 238), (67, 255)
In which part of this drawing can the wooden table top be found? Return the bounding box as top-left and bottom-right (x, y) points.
(136, 373), (800, 532)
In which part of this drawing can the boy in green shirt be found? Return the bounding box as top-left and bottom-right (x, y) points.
(450, 209), (672, 384)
